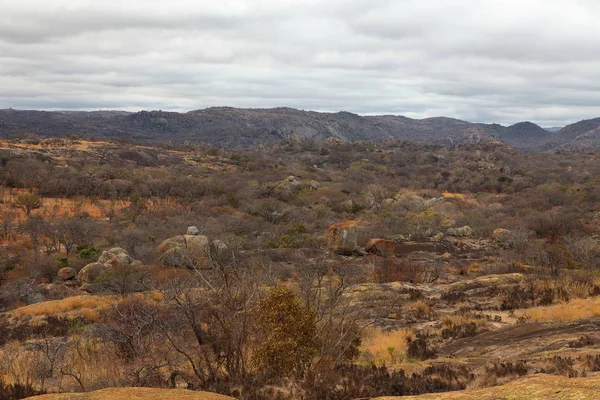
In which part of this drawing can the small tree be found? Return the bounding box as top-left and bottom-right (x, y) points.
(254, 285), (318, 379)
(14, 193), (43, 216)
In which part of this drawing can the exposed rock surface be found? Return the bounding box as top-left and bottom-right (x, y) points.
(446, 225), (473, 237)
(365, 239), (396, 257)
(57, 267), (77, 281)
(77, 247), (141, 284)
(327, 221), (358, 255)
(158, 227), (228, 268)
(77, 262), (109, 284)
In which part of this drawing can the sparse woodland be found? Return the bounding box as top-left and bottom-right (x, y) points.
(1, 136), (600, 399)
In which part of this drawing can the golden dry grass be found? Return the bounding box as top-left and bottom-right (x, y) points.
(12, 291), (164, 321)
(13, 295), (110, 318)
(360, 328), (414, 366)
(515, 297), (600, 322)
(0, 187), (129, 223)
(403, 300), (432, 317)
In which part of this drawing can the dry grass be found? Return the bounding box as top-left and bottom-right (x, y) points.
(13, 295), (110, 320)
(515, 297), (600, 322)
(360, 328), (414, 366)
(0, 187), (129, 223)
(403, 300), (433, 317)
(12, 291), (164, 321)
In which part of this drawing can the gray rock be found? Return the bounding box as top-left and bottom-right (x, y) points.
(57, 267), (77, 281)
(187, 226), (200, 236)
(78, 262), (110, 284)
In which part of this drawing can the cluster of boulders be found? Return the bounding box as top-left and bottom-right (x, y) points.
(157, 226), (228, 269)
(75, 247), (142, 285)
(261, 176), (320, 201)
(55, 247), (143, 287)
(326, 219), (513, 259)
(446, 225), (474, 237)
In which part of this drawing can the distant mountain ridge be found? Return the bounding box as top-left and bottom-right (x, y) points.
(0, 107), (598, 151)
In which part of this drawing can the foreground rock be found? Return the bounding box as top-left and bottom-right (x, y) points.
(158, 227), (228, 269)
(27, 387), (234, 400)
(374, 373), (600, 399)
(327, 221), (358, 255)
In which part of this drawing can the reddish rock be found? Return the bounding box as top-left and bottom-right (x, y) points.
(366, 239), (396, 257)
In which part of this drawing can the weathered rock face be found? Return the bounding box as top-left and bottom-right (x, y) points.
(77, 262), (109, 284)
(262, 176), (320, 200)
(366, 238), (454, 257)
(365, 239), (396, 257)
(446, 225), (473, 237)
(77, 247), (141, 285)
(394, 241), (454, 256)
(98, 247), (130, 265)
(57, 267), (77, 281)
(158, 231), (228, 269)
(187, 226), (200, 236)
(327, 221), (358, 255)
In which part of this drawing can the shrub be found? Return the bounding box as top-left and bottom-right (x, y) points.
(254, 286), (318, 378)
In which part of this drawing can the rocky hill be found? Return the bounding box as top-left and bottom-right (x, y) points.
(1, 107), (600, 151)
(492, 121), (552, 151)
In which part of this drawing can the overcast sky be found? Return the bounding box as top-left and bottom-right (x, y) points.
(2, 0), (600, 126)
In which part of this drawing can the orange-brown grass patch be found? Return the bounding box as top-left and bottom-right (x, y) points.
(0, 188), (129, 221)
(152, 267), (193, 285)
(360, 328), (414, 366)
(515, 297), (600, 322)
(403, 300), (433, 318)
(12, 291), (164, 321)
(13, 295), (110, 319)
(442, 192), (466, 200)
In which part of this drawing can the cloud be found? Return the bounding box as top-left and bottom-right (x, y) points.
(1, 0), (600, 126)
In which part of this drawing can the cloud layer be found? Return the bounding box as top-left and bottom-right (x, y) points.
(2, 0), (600, 126)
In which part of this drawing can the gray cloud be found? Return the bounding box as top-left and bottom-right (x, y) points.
(2, 0), (600, 126)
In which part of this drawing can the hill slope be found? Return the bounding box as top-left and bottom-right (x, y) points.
(1, 107), (599, 151)
(28, 388), (234, 400)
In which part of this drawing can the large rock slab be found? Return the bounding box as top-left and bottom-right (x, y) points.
(77, 262), (109, 284)
(327, 221), (358, 255)
(158, 232), (228, 269)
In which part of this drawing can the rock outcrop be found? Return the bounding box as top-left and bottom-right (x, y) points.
(57, 267), (77, 281)
(77, 262), (109, 284)
(77, 247), (141, 285)
(365, 239), (396, 257)
(327, 221), (358, 255)
(157, 227), (228, 269)
(446, 225), (473, 237)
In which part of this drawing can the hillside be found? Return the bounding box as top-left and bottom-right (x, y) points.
(543, 117), (600, 150)
(0, 107), (577, 151)
(493, 121), (552, 151)
(27, 388), (234, 400)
